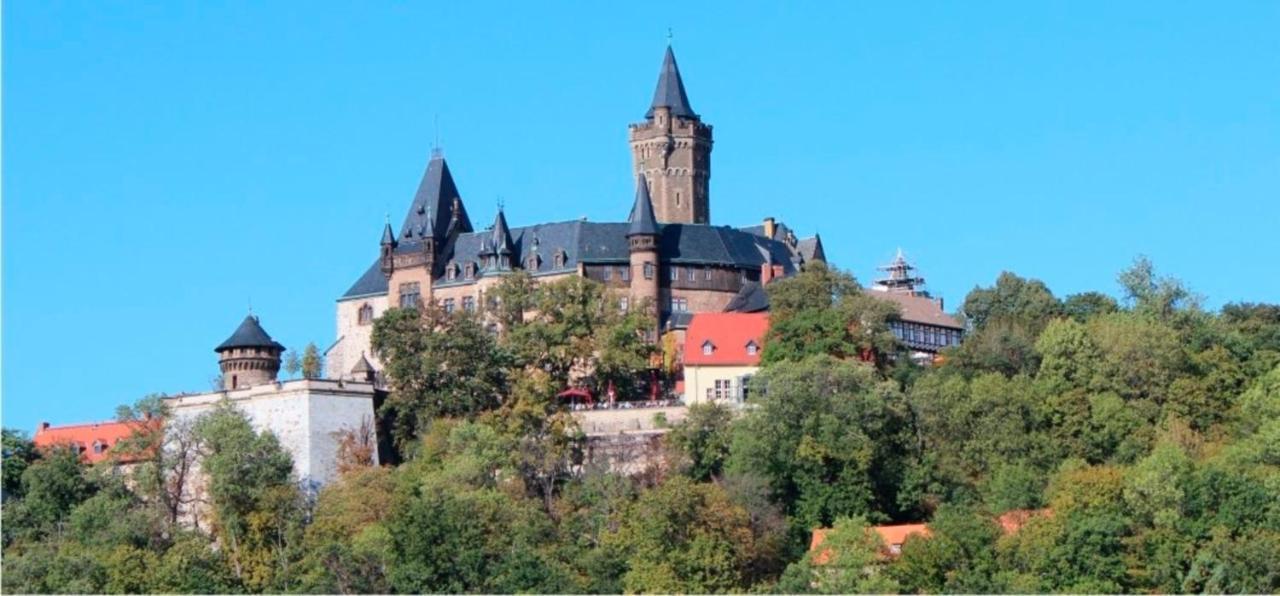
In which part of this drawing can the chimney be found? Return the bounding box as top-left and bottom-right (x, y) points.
(762, 217), (776, 239)
(38, 421), (50, 433)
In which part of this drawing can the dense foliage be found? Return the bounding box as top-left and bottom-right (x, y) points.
(4, 260), (1279, 593)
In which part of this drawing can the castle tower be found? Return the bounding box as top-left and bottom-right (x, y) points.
(627, 176), (661, 322)
(215, 314), (285, 390)
(628, 46), (713, 225)
(387, 151), (472, 309)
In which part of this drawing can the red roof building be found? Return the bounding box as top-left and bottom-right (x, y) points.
(683, 312), (769, 367)
(33, 419), (157, 464)
(681, 312), (769, 404)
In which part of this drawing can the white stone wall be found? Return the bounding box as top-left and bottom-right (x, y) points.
(327, 294), (389, 379)
(165, 379), (378, 489)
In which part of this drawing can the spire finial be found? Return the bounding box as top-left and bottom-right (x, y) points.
(667, 27), (673, 45)
(431, 114), (443, 158)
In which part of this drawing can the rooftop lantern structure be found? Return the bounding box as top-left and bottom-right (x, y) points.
(874, 249), (928, 296)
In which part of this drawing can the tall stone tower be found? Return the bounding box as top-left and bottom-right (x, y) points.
(628, 46), (713, 224)
(627, 175), (661, 325)
(215, 314), (285, 390)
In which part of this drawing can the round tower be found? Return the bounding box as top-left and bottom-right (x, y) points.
(215, 314), (285, 390)
(627, 176), (661, 328)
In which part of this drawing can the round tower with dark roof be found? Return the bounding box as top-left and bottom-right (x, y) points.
(215, 314), (285, 389)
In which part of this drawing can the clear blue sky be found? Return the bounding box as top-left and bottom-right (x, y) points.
(4, 2), (1278, 432)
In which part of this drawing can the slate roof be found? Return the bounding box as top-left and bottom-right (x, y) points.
(724, 281), (770, 313)
(628, 177), (659, 236)
(399, 154), (472, 242)
(216, 315), (286, 352)
(340, 218), (806, 300)
(645, 46), (697, 120)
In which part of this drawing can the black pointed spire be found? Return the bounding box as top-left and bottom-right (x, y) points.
(491, 208), (513, 255)
(628, 176), (659, 236)
(381, 218), (396, 246)
(646, 46), (697, 120)
(401, 153), (472, 242)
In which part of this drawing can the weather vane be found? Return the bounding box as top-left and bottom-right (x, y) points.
(667, 27), (673, 44)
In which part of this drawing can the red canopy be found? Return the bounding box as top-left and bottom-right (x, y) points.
(556, 388), (594, 406)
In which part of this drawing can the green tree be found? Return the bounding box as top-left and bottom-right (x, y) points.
(890, 505), (1004, 593)
(283, 348), (302, 378)
(372, 304), (511, 449)
(729, 355), (911, 528)
(952, 271), (1062, 376)
(778, 515), (899, 594)
(301, 342), (323, 379)
(194, 401), (302, 591)
(763, 262), (898, 364)
(1063, 291), (1120, 322)
(2, 428), (38, 499)
(665, 402), (735, 481)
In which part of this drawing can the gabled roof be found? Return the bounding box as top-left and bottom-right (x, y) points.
(400, 154), (472, 242)
(869, 290), (963, 330)
(645, 46), (697, 120)
(215, 315), (285, 352)
(683, 312), (769, 366)
(628, 176), (659, 236)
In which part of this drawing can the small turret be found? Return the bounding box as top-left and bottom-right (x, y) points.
(627, 176), (661, 323)
(215, 314), (285, 390)
(379, 218), (397, 277)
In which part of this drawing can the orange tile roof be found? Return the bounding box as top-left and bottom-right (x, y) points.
(809, 523), (931, 564)
(682, 312), (769, 366)
(33, 419), (159, 464)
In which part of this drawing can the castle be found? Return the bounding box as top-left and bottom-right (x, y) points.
(325, 46), (826, 380)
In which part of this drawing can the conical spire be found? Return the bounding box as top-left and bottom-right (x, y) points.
(491, 208), (513, 255)
(628, 176), (659, 236)
(215, 315), (285, 352)
(401, 153), (471, 242)
(381, 217), (396, 246)
(645, 46), (697, 120)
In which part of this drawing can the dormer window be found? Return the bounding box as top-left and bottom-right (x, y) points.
(526, 254), (540, 271)
(446, 262), (459, 281)
(702, 340), (715, 356)
(464, 263), (475, 280)
(746, 340), (759, 356)
(92, 440), (107, 454)
(553, 249), (566, 269)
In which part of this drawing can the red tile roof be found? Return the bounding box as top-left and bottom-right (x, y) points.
(682, 312), (769, 366)
(33, 419), (158, 464)
(870, 290), (963, 330)
(809, 523), (931, 564)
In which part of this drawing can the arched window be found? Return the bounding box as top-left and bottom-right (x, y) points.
(358, 303), (374, 325)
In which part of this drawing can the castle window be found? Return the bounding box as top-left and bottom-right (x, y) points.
(670, 266), (679, 281)
(687, 267), (696, 282)
(704, 267), (712, 281)
(621, 266), (630, 281)
(554, 250), (566, 269)
(443, 298), (455, 313)
(464, 263), (475, 280)
(446, 262), (458, 281)
(644, 262), (654, 279)
(92, 440), (106, 455)
(746, 340), (759, 356)
(462, 296), (476, 313)
(676, 192), (682, 207)
(526, 254), (540, 271)
(358, 303), (374, 325)
(399, 282), (421, 308)
(619, 296), (629, 313)
(604, 266), (613, 281)
(671, 297), (688, 312)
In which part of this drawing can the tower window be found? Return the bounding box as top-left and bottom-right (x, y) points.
(644, 262), (654, 279)
(676, 192), (682, 206)
(399, 282), (421, 308)
(670, 266), (679, 281)
(687, 267), (696, 282)
(358, 303), (374, 325)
